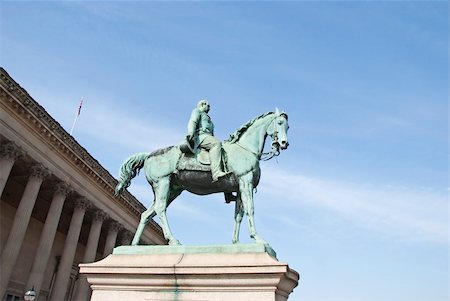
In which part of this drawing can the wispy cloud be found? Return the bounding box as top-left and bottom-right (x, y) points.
(260, 167), (448, 244)
(42, 91), (447, 246)
(76, 99), (184, 151)
(77, 96), (446, 245)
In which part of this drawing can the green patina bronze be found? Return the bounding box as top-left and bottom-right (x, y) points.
(114, 103), (289, 247)
(113, 243), (277, 258)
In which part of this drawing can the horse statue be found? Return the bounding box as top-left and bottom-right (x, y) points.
(114, 109), (289, 246)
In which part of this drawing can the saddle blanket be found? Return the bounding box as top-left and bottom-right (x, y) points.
(177, 153), (211, 172)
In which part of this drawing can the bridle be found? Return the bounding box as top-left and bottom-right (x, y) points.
(234, 113), (287, 161)
(260, 117), (282, 161)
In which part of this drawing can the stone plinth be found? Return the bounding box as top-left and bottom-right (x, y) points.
(79, 244), (299, 301)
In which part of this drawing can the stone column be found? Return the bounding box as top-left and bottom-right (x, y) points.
(120, 230), (133, 246)
(49, 197), (90, 301)
(0, 140), (25, 197)
(25, 182), (72, 297)
(102, 220), (121, 257)
(73, 210), (107, 301)
(0, 164), (49, 298)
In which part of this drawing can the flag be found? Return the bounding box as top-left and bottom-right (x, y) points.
(70, 97), (84, 135)
(77, 98), (83, 116)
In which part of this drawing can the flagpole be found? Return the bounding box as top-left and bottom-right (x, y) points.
(70, 97), (83, 135)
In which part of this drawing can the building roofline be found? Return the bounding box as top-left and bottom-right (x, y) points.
(0, 67), (164, 239)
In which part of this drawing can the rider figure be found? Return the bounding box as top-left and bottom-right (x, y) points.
(187, 100), (229, 182)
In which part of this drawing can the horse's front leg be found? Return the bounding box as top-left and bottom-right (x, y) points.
(238, 173), (267, 245)
(232, 195), (244, 244)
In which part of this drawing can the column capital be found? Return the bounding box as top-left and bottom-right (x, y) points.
(54, 182), (72, 197)
(73, 197), (91, 211)
(107, 220), (122, 233)
(92, 210), (108, 223)
(30, 163), (50, 180)
(0, 140), (25, 160)
(120, 230), (133, 245)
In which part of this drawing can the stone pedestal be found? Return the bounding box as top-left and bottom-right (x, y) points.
(79, 244), (299, 301)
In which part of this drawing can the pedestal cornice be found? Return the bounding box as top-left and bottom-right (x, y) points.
(80, 244), (299, 301)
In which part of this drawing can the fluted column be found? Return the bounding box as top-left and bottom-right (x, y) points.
(0, 164), (49, 298)
(26, 182), (72, 297)
(73, 210), (107, 301)
(0, 140), (25, 197)
(49, 198), (90, 301)
(102, 220), (121, 257)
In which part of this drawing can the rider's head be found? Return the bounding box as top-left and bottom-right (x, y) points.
(197, 99), (210, 113)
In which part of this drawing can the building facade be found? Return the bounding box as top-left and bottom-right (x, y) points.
(0, 68), (166, 301)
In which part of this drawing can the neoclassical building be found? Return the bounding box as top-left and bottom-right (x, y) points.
(0, 68), (166, 301)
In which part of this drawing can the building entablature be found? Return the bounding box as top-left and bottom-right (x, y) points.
(0, 68), (164, 243)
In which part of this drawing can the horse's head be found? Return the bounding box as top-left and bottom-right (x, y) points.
(226, 109), (289, 161)
(268, 108), (289, 151)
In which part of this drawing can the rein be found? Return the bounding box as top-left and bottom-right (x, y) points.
(261, 144), (280, 161)
(261, 121), (281, 161)
(235, 117), (281, 161)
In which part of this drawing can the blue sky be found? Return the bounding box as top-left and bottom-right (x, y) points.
(1, 1), (448, 300)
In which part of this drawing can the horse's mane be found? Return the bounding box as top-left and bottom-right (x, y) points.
(226, 112), (274, 143)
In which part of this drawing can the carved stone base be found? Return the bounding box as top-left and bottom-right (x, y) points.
(79, 244), (299, 301)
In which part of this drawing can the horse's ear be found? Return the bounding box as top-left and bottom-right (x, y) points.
(275, 107), (280, 115)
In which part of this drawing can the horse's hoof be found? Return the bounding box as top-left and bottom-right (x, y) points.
(252, 235), (267, 245)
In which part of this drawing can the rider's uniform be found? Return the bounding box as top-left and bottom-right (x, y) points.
(187, 108), (225, 182)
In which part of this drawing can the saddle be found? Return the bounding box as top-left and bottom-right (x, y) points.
(178, 139), (228, 172)
(178, 149), (213, 172)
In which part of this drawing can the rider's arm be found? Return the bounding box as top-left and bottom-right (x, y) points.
(187, 109), (200, 139)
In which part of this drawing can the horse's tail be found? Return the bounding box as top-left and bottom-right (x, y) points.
(114, 152), (150, 197)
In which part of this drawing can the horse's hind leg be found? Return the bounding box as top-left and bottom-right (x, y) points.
(131, 204), (156, 245)
(232, 195), (244, 244)
(154, 177), (180, 245)
(131, 184), (182, 246)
